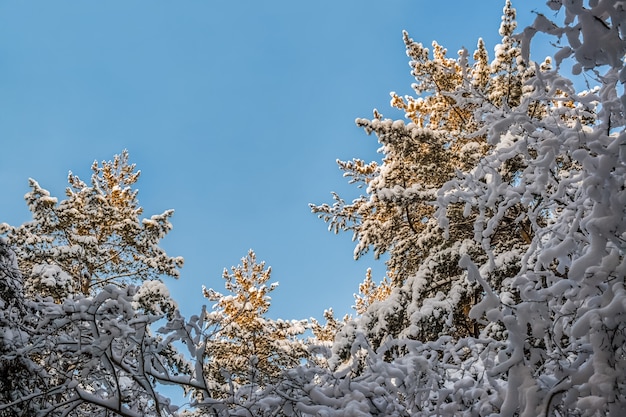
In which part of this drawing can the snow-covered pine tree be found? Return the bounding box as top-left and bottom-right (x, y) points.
(1, 150), (183, 301)
(0, 152), (189, 416)
(195, 250), (309, 404)
(297, 1), (625, 415)
(312, 1), (537, 347)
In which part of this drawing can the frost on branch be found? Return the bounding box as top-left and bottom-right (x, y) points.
(2, 150), (183, 301)
(434, 0), (626, 414)
(0, 239), (36, 416)
(0, 258), (190, 416)
(132, 278), (178, 318)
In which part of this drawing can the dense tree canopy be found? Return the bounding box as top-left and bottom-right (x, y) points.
(1, 1), (624, 415)
(313, 1), (536, 346)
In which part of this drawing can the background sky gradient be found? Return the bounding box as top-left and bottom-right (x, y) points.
(0, 1), (551, 323)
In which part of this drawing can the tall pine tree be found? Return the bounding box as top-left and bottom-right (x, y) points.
(313, 1), (538, 345)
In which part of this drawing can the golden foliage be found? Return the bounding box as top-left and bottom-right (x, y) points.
(206, 250), (274, 329)
(312, 1), (549, 344)
(391, 39), (471, 133)
(5, 150), (182, 300)
(312, 0), (533, 285)
(67, 149), (142, 213)
(310, 308), (348, 343)
(354, 268), (392, 314)
(202, 250), (308, 397)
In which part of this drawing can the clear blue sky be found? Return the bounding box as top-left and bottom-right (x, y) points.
(0, 1), (550, 322)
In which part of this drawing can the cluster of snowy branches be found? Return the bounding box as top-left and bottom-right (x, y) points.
(1, 1), (625, 415)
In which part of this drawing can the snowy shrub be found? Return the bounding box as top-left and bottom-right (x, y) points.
(26, 263), (75, 301)
(133, 279), (178, 318)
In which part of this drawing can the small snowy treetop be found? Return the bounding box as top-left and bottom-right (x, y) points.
(199, 250), (308, 400)
(3, 150), (183, 300)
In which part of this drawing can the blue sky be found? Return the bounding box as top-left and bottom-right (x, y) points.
(0, 1), (550, 322)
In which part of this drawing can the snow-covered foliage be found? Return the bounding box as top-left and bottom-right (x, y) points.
(30, 263), (75, 300)
(0, 152), (188, 416)
(133, 279), (178, 318)
(1, 1), (625, 415)
(0, 239), (36, 416)
(452, 1), (626, 414)
(310, 0), (626, 415)
(0, 279), (189, 416)
(312, 1), (534, 346)
(24, 285), (189, 416)
(196, 250), (309, 403)
(1, 150), (183, 300)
